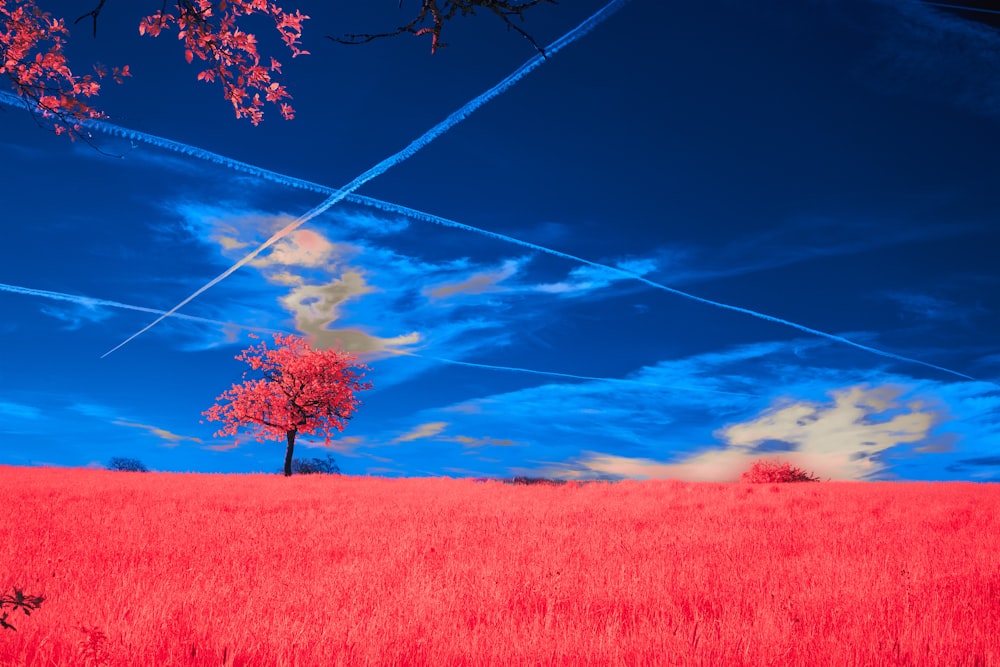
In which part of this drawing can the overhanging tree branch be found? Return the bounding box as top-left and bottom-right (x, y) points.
(74, 0), (108, 38)
(327, 0), (556, 56)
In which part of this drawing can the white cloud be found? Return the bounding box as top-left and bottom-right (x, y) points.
(0, 401), (42, 420)
(715, 384), (950, 479)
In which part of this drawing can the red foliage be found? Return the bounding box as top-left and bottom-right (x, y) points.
(3, 467), (1000, 665)
(0, 0), (129, 135)
(1, 0), (305, 136)
(741, 459), (822, 483)
(203, 333), (371, 475)
(138, 0), (308, 125)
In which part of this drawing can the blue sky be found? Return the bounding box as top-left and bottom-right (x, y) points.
(1, 0), (998, 481)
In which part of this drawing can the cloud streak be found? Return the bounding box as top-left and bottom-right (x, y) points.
(99, 0), (632, 357)
(113, 420), (204, 447)
(0, 281), (282, 334)
(0, 401), (42, 420)
(393, 422), (449, 443)
(392, 351), (759, 396)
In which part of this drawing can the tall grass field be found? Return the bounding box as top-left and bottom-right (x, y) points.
(2, 465), (998, 666)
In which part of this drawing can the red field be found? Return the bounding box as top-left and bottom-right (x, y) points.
(1, 465), (998, 666)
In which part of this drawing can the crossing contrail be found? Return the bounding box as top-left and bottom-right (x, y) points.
(391, 351), (757, 396)
(0, 5), (984, 384)
(99, 0), (631, 358)
(0, 89), (335, 197)
(345, 203), (983, 383)
(4, 280), (749, 392)
(0, 281), (281, 334)
(39, 108), (977, 383)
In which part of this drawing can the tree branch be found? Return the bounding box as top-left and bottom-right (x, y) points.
(74, 0), (109, 38)
(327, 0), (556, 56)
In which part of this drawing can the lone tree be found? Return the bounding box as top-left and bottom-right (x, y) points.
(106, 456), (149, 472)
(1, 1), (551, 138)
(204, 333), (371, 477)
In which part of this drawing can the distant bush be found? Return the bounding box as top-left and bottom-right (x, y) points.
(107, 457), (149, 472)
(281, 454), (341, 475)
(741, 460), (821, 483)
(505, 476), (567, 486)
(1, 588), (44, 631)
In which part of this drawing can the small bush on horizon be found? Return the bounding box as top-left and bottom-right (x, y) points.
(279, 454), (341, 476)
(505, 476), (567, 486)
(1, 588), (44, 631)
(741, 460), (822, 483)
(106, 457), (149, 473)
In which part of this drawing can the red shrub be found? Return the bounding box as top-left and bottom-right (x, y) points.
(741, 459), (821, 483)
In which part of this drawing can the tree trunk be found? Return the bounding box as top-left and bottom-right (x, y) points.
(283, 429), (296, 477)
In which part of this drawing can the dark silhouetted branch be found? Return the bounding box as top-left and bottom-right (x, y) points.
(328, 0), (556, 56)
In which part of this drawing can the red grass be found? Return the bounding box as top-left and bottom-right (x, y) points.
(1, 465), (999, 666)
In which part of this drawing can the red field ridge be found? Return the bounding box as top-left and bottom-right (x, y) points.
(1, 466), (998, 666)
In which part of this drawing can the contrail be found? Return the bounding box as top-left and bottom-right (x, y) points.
(3, 280), (745, 393)
(100, 0), (631, 358)
(0, 281), (281, 333)
(2, 127), (979, 383)
(356, 203), (982, 383)
(0, 90), (334, 198)
(1, 8), (983, 383)
(4, 279), (982, 392)
(391, 351), (756, 396)
(58, 112), (977, 384)
(8, 108), (976, 383)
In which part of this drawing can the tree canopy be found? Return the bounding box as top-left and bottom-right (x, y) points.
(203, 333), (371, 476)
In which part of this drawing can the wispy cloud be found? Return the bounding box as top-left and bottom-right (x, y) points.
(204, 442), (240, 452)
(863, 0), (1000, 119)
(442, 434), (518, 448)
(393, 422), (449, 443)
(385, 420), (518, 449)
(0, 281), (282, 336)
(40, 303), (114, 330)
(297, 434), (368, 453)
(113, 420), (204, 447)
(276, 269), (421, 357)
(533, 259), (658, 295)
(68, 403), (119, 420)
(650, 215), (981, 287)
(946, 455), (1000, 479)
(880, 289), (988, 323)
(0, 401), (42, 420)
(425, 259), (520, 300)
